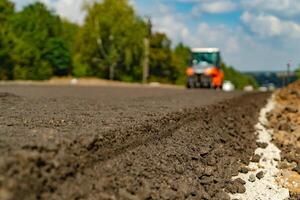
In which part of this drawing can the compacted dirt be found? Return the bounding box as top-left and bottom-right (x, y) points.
(0, 85), (269, 200)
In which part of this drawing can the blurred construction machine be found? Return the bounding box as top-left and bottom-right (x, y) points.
(186, 48), (224, 89)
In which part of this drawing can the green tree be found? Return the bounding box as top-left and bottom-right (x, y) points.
(0, 0), (14, 23)
(0, 32), (14, 80)
(149, 32), (175, 83)
(10, 3), (62, 48)
(171, 43), (191, 84)
(221, 63), (258, 89)
(61, 20), (79, 76)
(8, 2), (70, 79)
(75, 0), (147, 81)
(0, 0), (15, 80)
(42, 38), (71, 76)
(296, 65), (300, 79)
(61, 20), (79, 52)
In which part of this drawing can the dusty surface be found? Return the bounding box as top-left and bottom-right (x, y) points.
(0, 85), (268, 200)
(268, 80), (300, 199)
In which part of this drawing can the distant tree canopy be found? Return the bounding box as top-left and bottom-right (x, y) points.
(75, 0), (147, 81)
(0, 1), (74, 80)
(149, 32), (173, 83)
(296, 65), (300, 79)
(0, 0), (14, 23)
(0, 0), (258, 89)
(221, 63), (258, 89)
(0, 0), (14, 79)
(172, 43), (191, 84)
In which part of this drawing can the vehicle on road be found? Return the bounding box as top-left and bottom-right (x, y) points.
(222, 80), (235, 92)
(244, 85), (254, 92)
(186, 48), (224, 89)
(259, 83), (276, 92)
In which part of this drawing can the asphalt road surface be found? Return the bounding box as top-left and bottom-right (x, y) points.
(0, 85), (269, 200)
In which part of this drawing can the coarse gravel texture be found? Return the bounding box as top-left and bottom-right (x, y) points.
(0, 85), (269, 200)
(230, 97), (290, 200)
(268, 81), (300, 199)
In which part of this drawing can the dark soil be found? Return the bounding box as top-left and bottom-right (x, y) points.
(0, 85), (269, 200)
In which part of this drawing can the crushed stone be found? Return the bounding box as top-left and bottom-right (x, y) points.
(230, 97), (290, 200)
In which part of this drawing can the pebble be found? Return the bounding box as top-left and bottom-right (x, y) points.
(239, 167), (249, 174)
(285, 106), (298, 113)
(175, 165), (185, 174)
(278, 161), (290, 169)
(277, 121), (292, 132)
(225, 181), (246, 194)
(292, 166), (300, 174)
(248, 174), (256, 182)
(256, 171), (265, 179)
(214, 191), (231, 200)
(234, 178), (246, 185)
(251, 154), (261, 163)
(204, 167), (213, 176)
(236, 184), (246, 194)
(225, 184), (238, 194)
(289, 89), (299, 96)
(256, 142), (268, 149)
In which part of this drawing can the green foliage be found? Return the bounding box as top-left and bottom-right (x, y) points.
(9, 3), (62, 47)
(42, 38), (71, 76)
(35, 61), (53, 80)
(0, 0), (253, 87)
(9, 2), (65, 79)
(296, 65), (300, 79)
(75, 0), (147, 80)
(0, 34), (14, 79)
(10, 37), (40, 70)
(0, 0), (14, 23)
(0, 0), (14, 79)
(149, 33), (173, 83)
(11, 38), (53, 80)
(221, 63), (258, 89)
(0, 0), (194, 83)
(72, 54), (90, 77)
(13, 65), (27, 79)
(75, 0), (191, 84)
(61, 20), (79, 52)
(0, 1), (73, 80)
(171, 43), (191, 84)
(61, 20), (80, 76)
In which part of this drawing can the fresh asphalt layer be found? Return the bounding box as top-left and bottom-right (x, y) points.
(0, 85), (269, 200)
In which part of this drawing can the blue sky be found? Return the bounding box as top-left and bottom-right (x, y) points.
(12, 0), (300, 72)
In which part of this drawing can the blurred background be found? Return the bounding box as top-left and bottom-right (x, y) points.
(0, 0), (299, 90)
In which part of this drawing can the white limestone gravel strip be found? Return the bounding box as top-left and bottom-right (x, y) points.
(230, 96), (290, 200)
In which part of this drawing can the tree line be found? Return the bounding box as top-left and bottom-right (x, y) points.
(221, 64), (258, 89)
(0, 0), (257, 88)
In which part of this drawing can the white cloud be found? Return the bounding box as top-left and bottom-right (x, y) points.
(187, 23), (248, 69)
(133, 1), (190, 45)
(53, 0), (87, 23)
(182, 21), (299, 71)
(153, 15), (189, 43)
(190, 23), (240, 54)
(10, 0), (300, 71)
(242, 0), (300, 17)
(199, 1), (237, 14)
(12, 0), (89, 23)
(12, 0), (36, 10)
(241, 12), (300, 38)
